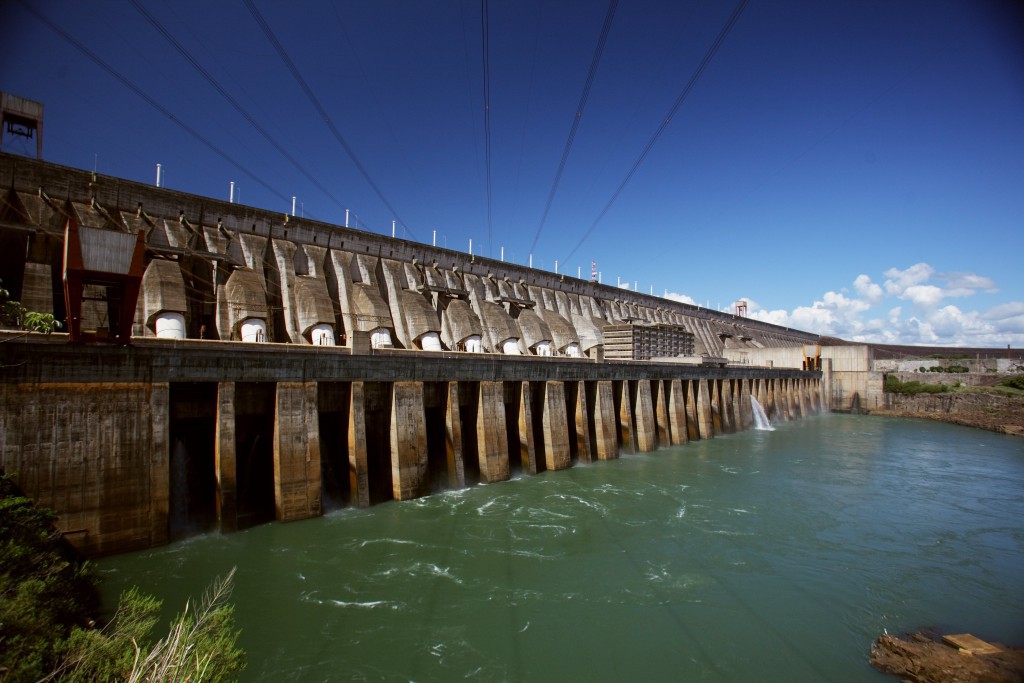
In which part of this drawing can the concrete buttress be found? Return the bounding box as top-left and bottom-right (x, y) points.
(541, 381), (571, 470)
(773, 378), (786, 421)
(570, 382), (594, 464)
(668, 380), (688, 446)
(389, 381), (429, 500)
(444, 382), (466, 489)
(740, 379), (753, 431)
(216, 381), (238, 532)
(685, 380), (700, 441)
(786, 378), (797, 420)
(737, 379), (748, 429)
(721, 379), (735, 433)
(634, 379), (657, 452)
(274, 381), (322, 521)
(821, 359), (832, 412)
(653, 380), (671, 448)
(476, 381), (510, 483)
(618, 381), (638, 453)
(710, 380), (723, 435)
(591, 381), (618, 460)
(271, 239), (302, 343)
(348, 382), (370, 508)
(516, 381), (539, 474)
(697, 379), (714, 440)
(149, 382), (170, 547)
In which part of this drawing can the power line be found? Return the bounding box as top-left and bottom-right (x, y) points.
(242, 0), (416, 239)
(329, 3), (423, 213)
(480, 0), (493, 256)
(128, 0), (353, 220)
(509, 3), (544, 225)
(563, 0), (751, 263)
(529, 0), (618, 256)
(17, 1), (293, 207)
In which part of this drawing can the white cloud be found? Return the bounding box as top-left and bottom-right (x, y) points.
(853, 274), (883, 303)
(742, 263), (1023, 346)
(982, 302), (1024, 320)
(663, 291), (696, 305)
(906, 316), (940, 344)
(750, 308), (791, 328)
(901, 284), (944, 307)
(883, 262), (933, 296)
(941, 272), (998, 297)
(928, 305), (983, 338)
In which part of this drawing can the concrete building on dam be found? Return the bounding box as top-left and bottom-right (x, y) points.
(0, 150), (830, 556)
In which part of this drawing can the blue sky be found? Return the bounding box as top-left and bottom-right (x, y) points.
(2, 0), (1021, 346)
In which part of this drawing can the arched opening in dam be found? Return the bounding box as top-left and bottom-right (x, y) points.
(361, 381), (393, 505)
(234, 382), (277, 529)
(502, 381), (525, 475)
(612, 380), (633, 453)
(458, 382), (482, 485)
(168, 382), (218, 539)
(424, 381), (457, 494)
(528, 381), (549, 473)
(317, 382), (351, 509)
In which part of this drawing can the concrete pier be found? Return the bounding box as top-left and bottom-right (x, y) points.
(476, 381), (510, 483)
(591, 381), (618, 461)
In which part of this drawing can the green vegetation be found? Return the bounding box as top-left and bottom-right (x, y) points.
(918, 365), (970, 373)
(0, 279), (60, 334)
(929, 362), (966, 374)
(884, 375), (951, 395)
(0, 474), (98, 681)
(0, 474), (244, 682)
(1000, 375), (1024, 391)
(54, 570), (245, 683)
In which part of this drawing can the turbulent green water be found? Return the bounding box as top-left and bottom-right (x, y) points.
(100, 414), (1024, 682)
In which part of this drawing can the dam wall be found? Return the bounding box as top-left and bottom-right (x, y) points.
(724, 345), (884, 413)
(0, 335), (825, 556)
(0, 153), (817, 358)
(0, 152), (827, 557)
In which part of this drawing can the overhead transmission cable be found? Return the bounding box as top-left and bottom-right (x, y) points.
(242, 0), (416, 239)
(509, 4), (544, 224)
(529, 0), (618, 256)
(17, 1), (292, 207)
(563, 0), (750, 263)
(128, 0), (350, 219)
(480, 0), (493, 256)
(330, 3), (422, 208)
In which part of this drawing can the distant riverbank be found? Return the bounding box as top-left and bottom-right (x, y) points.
(870, 388), (1024, 436)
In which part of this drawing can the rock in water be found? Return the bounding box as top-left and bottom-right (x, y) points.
(870, 632), (1024, 683)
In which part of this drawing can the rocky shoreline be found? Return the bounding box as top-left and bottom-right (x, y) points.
(871, 631), (1024, 683)
(868, 391), (1024, 437)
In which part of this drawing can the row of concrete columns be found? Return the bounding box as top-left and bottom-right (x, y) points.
(210, 375), (826, 532)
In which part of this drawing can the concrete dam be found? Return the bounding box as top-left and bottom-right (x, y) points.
(0, 152), (827, 556)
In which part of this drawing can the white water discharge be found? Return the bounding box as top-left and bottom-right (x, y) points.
(751, 395), (774, 431)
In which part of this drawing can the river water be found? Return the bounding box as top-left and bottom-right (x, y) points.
(99, 414), (1024, 682)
